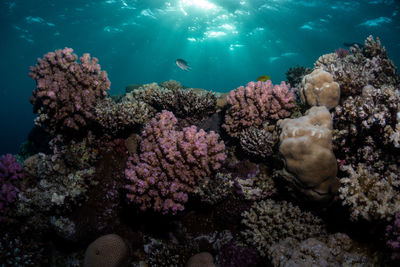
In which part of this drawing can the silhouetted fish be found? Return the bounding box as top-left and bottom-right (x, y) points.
(343, 42), (364, 48)
(176, 59), (191, 71)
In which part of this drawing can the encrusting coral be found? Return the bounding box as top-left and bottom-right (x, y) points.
(339, 163), (400, 221)
(241, 199), (327, 256)
(29, 47), (110, 135)
(223, 80), (296, 138)
(276, 106), (339, 201)
(300, 68), (340, 109)
(125, 110), (226, 214)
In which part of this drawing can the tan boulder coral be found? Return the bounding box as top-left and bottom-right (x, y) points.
(277, 106), (339, 201)
(300, 69), (340, 109)
(186, 252), (216, 267)
(84, 234), (130, 267)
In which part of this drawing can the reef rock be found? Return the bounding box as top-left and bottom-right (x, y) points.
(300, 69), (340, 109)
(277, 106), (339, 201)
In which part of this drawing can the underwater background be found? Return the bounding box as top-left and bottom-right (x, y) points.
(1, 0), (400, 155)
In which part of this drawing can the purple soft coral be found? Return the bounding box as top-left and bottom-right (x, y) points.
(125, 110), (226, 215)
(223, 80), (295, 137)
(0, 154), (23, 221)
(386, 213), (400, 260)
(29, 47), (110, 134)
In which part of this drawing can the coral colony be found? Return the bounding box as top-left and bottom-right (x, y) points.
(1, 35), (400, 266)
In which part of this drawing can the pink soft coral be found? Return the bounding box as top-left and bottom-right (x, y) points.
(223, 80), (295, 137)
(125, 110), (226, 214)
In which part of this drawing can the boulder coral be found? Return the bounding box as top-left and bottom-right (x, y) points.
(277, 106), (339, 201)
(300, 68), (340, 109)
(84, 234), (129, 267)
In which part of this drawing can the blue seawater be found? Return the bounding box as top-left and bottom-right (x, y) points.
(0, 0), (399, 154)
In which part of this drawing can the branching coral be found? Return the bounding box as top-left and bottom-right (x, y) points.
(125, 110), (226, 214)
(94, 96), (155, 136)
(132, 82), (217, 122)
(268, 233), (378, 267)
(332, 84), (400, 166)
(239, 124), (278, 158)
(339, 163), (400, 221)
(19, 153), (94, 216)
(223, 80), (295, 138)
(29, 48), (110, 135)
(315, 35), (399, 97)
(241, 199), (327, 256)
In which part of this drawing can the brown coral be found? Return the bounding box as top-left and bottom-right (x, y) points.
(300, 68), (340, 109)
(84, 234), (129, 267)
(277, 106), (339, 201)
(241, 199), (327, 256)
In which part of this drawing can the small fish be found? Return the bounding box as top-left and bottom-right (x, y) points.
(256, 75), (271, 82)
(176, 59), (191, 71)
(343, 42), (364, 48)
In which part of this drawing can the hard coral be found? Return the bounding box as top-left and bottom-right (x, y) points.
(132, 82), (217, 122)
(0, 154), (23, 221)
(94, 96), (155, 136)
(300, 68), (340, 109)
(315, 35), (399, 97)
(223, 80), (295, 138)
(277, 106), (339, 201)
(386, 213), (400, 260)
(125, 110), (226, 214)
(332, 84), (400, 166)
(29, 47), (110, 135)
(269, 233), (377, 267)
(339, 163), (400, 221)
(84, 234), (129, 267)
(241, 199), (327, 256)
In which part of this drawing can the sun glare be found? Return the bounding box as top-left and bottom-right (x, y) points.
(179, 0), (217, 15)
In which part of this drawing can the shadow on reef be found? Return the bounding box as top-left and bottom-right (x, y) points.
(2, 36), (400, 266)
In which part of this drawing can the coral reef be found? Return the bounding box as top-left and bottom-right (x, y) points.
(132, 81), (217, 122)
(125, 111), (226, 214)
(386, 212), (400, 260)
(339, 163), (400, 221)
(268, 233), (378, 266)
(94, 96), (155, 136)
(285, 65), (312, 89)
(0, 154), (23, 221)
(217, 244), (259, 267)
(315, 35), (399, 96)
(29, 47), (110, 135)
(241, 199), (327, 256)
(300, 68), (341, 109)
(332, 84), (400, 166)
(238, 123), (278, 159)
(223, 80), (295, 138)
(186, 252), (216, 267)
(84, 234), (129, 267)
(18, 153), (94, 221)
(276, 106), (339, 201)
